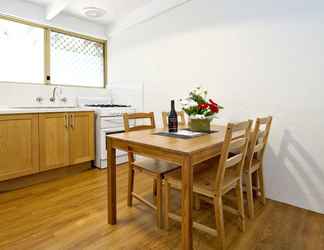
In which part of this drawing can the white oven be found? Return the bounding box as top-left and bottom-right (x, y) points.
(78, 97), (136, 169)
(96, 116), (126, 168)
(96, 113), (136, 168)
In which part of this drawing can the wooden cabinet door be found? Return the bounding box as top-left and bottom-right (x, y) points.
(0, 114), (39, 181)
(69, 112), (95, 165)
(39, 113), (69, 171)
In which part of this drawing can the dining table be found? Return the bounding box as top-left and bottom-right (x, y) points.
(106, 125), (238, 250)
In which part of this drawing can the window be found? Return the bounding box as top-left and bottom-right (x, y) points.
(0, 18), (44, 83)
(0, 15), (107, 88)
(50, 32), (104, 87)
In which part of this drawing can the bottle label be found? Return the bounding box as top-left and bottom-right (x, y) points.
(168, 117), (178, 132)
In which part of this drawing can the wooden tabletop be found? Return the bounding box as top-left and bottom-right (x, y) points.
(107, 125), (230, 155)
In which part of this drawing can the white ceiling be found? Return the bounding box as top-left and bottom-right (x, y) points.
(23, 0), (153, 24)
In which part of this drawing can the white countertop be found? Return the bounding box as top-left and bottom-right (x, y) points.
(0, 107), (96, 114)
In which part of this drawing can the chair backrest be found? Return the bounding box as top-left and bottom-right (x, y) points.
(162, 111), (186, 128)
(123, 112), (156, 132)
(215, 120), (253, 192)
(245, 116), (272, 170)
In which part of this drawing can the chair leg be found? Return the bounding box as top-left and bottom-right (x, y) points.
(163, 181), (170, 230)
(252, 171), (260, 198)
(245, 172), (255, 219)
(258, 165), (266, 205)
(214, 196), (225, 250)
(235, 180), (246, 232)
(153, 179), (157, 201)
(127, 168), (134, 207)
(194, 194), (201, 210)
(127, 154), (135, 207)
(156, 176), (163, 229)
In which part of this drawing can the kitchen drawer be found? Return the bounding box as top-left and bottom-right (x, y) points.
(100, 117), (135, 129)
(100, 117), (123, 129)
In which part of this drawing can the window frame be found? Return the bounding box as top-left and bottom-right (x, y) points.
(0, 14), (108, 89)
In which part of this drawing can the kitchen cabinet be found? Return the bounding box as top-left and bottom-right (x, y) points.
(39, 113), (70, 171)
(39, 112), (95, 171)
(0, 111), (95, 182)
(0, 114), (39, 181)
(69, 112), (95, 165)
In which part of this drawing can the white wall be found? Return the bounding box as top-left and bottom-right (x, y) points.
(109, 0), (324, 213)
(0, 0), (108, 106)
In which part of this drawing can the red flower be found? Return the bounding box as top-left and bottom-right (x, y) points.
(198, 103), (209, 110)
(209, 99), (217, 106)
(209, 104), (219, 113)
(208, 99), (219, 113)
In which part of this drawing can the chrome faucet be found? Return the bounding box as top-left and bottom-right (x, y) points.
(36, 96), (43, 103)
(50, 87), (68, 103)
(50, 87), (59, 102)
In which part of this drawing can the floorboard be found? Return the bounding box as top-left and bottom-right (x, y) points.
(0, 165), (323, 250)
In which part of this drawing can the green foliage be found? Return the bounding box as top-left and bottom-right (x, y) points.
(190, 92), (206, 105)
(183, 105), (214, 116)
(183, 105), (200, 116)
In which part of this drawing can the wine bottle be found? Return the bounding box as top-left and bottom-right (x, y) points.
(168, 100), (178, 133)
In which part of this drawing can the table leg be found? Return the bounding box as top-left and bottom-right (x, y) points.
(107, 138), (117, 225)
(181, 156), (193, 250)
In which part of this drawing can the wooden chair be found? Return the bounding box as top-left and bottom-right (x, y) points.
(123, 112), (180, 228)
(243, 116), (272, 218)
(162, 111), (186, 128)
(164, 120), (252, 250)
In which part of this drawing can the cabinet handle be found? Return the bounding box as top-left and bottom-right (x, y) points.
(64, 114), (69, 128)
(70, 114), (75, 129)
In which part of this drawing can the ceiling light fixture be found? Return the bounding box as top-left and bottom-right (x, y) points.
(82, 7), (106, 18)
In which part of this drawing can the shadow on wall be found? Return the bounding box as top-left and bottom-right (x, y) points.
(265, 129), (324, 213)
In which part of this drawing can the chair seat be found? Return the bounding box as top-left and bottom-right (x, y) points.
(166, 160), (240, 197)
(133, 158), (180, 175)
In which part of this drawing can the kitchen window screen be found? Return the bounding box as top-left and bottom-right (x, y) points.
(50, 32), (105, 87)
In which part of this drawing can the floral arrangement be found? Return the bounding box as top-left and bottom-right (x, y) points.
(180, 86), (223, 120)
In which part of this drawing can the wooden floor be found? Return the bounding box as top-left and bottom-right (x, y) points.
(0, 165), (323, 250)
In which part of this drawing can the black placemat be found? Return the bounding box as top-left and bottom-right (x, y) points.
(182, 128), (218, 134)
(154, 129), (218, 139)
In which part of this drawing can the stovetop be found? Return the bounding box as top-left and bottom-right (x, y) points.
(85, 104), (131, 108)
(84, 103), (135, 117)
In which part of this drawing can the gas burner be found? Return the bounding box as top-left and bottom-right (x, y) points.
(85, 104), (131, 108)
